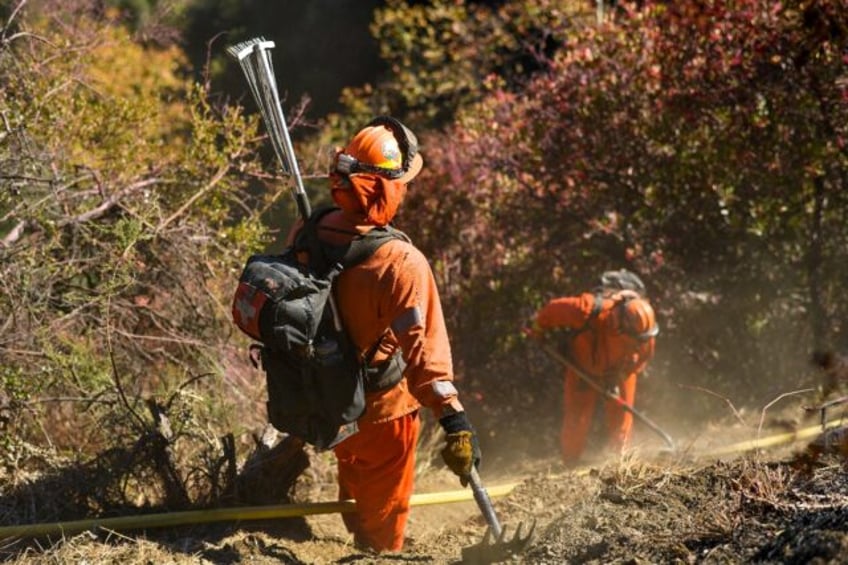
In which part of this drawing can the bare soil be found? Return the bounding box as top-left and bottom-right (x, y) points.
(4, 413), (848, 565)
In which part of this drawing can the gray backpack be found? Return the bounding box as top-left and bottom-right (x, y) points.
(596, 269), (647, 297)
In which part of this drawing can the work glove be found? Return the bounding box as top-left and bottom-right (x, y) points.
(439, 411), (481, 487)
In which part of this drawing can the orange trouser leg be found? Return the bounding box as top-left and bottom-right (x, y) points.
(603, 373), (637, 452)
(561, 371), (599, 465)
(334, 411), (420, 552)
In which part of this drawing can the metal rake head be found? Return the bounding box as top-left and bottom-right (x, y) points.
(225, 35), (311, 220)
(461, 519), (536, 564)
(224, 37), (287, 167)
(224, 36), (302, 182)
(225, 36), (273, 61)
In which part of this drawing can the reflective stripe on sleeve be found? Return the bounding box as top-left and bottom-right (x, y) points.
(431, 380), (458, 399)
(391, 306), (423, 335)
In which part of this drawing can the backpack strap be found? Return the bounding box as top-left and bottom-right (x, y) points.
(570, 292), (604, 337)
(577, 289), (640, 336)
(341, 224), (410, 268)
(294, 206), (411, 275)
(294, 206), (410, 381)
(338, 223), (410, 383)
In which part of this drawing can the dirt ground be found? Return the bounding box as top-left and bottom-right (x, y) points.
(4, 408), (848, 565)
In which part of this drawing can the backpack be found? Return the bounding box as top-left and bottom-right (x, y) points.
(595, 269), (646, 297)
(231, 207), (408, 449)
(560, 270), (649, 341)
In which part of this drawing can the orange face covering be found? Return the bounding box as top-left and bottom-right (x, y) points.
(331, 173), (407, 227)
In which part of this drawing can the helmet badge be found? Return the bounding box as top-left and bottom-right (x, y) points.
(381, 139), (401, 165)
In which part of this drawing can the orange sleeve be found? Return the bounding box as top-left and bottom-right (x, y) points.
(534, 292), (597, 331)
(381, 244), (463, 419)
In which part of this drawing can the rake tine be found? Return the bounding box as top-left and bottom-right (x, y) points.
(493, 524), (508, 545)
(462, 520), (535, 563)
(481, 526), (493, 546)
(504, 521), (532, 548)
(511, 522), (524, 541)
(521, 519), (537, 543)
(511, 519), (536, 549)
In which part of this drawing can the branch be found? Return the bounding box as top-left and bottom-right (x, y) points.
(1, 31), (56, 47)
(109, 345), (147, 433)
(24, 396), (116, 405)
(155, 164), (229, 233)
(58, 178), (161, 226)
(757, 388), (816, 440)
(0, 174), (54, 183)
(0, 220), (26, 247)
(164, 372), (215, 413)
(676, 383), (748, 427)
(0, 1), (29, 45)
(0, 173), (98, 225)
(201, 32), (227, 92)
(109, 327), (208, 348)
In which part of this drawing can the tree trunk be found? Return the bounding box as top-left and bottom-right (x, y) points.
(231, 425), (309, 506)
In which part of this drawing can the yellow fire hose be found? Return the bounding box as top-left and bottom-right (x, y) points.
(0, 420), (841, 541)
(699, 417), (844, 458)
(0, 483), (520, 540)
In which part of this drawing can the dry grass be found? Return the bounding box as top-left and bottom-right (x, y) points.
(730, 457), (794, 509)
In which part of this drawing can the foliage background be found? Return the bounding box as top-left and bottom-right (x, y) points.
(0, 0), (846, 523)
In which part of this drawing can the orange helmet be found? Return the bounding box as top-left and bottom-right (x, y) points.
(334, 116), (423, 183)
(618, 297), (659, 341)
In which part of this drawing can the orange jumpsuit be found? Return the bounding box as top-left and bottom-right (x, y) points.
(291, 209), (464, 551)
(535, 292), (655, 465)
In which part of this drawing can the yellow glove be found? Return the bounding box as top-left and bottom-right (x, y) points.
(442, 431), (475, 475)
(439, 412), (481, 486)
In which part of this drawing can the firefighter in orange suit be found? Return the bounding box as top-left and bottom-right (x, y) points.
(532, 288), (658, 465)
(288, 117), (480, 552)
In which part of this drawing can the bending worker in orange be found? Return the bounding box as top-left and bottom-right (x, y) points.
(289, 117), (480, 552)
(531, 282), (658, 465)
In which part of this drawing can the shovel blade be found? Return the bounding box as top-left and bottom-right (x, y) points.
(461, 519), (536, 564)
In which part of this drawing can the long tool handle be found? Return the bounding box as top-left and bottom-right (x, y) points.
(539, 341), (676, 451)
(467, 466), (503, 538)
(227, 38), (311, 220)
